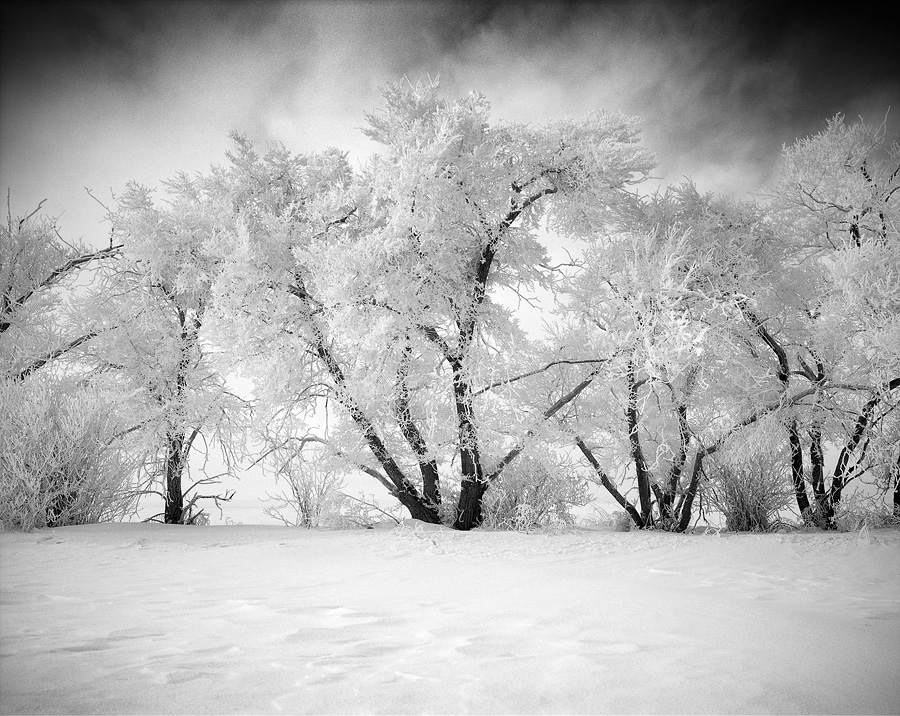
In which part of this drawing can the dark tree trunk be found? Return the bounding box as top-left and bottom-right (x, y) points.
(449, 186), (559, 531)
(455, 477), (488, 531)
(394, 341), (441, 508)
(893, 453), (900, 516)
(163, 306), (197, 525)
(164, 430), (186, 524)
(661, 400), (689, 524)
(830, 378), (900, 514)
(463, 368), (606, 529)
(626, 362), (653, 523)
(340, 380), (439, 523)
(294, 284), (439, 524)
(741, 304), (815, 522)
(398, 491), (443, 523)
(451, 359), (486, 530)
(808, 426), (833, 528)
(676, 450), (706, 533)
(788, 421), (812, 520)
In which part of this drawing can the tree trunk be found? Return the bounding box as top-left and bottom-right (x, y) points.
(455, 478), (488, 531)
(448, 186), (559, 531)
(394, 341), (441, 509)
(450, 356), (486, 531)
(893, 454), (900, 516)
(626, 362), (653, 522)
(398, 491), (443, 523)
(788, 421), (811, 520)
(662, 400), (690, 524)
(299, 294), (439, 524)
(164, 430), (185, 524)
(451, 360), (486, 530)
(829, 378), (900, 515)
(676, 450), (705, 533)
(808, 426), (834, 528)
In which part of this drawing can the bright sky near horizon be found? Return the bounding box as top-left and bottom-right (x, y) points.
(2, 0), (898, 251)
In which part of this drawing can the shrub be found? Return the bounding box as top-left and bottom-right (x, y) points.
(264, 458), (348, 528)
(704, 455), (794, 532)
(832, 493), (900, 532)
(0, 378), (137, 531)
(581, 506), (634, 532)
(338, 493), (404, 529)
(481, 456), (591, 532)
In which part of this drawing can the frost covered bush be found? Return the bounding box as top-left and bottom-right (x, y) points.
(264, 458), (348, 528)
(582, 506), (634, 532)
(832, 493), (900, 532)
(262, 440), (408, 529)
(704, 455), (794, 532)
(338, 493), (404, 529)
(481, 457), (590, 531)
(0, 379), (137, 531)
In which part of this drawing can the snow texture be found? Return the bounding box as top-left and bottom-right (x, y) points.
(1, 521), (898, 714)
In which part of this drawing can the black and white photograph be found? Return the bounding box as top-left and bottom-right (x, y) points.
(1, 1), (899, 713)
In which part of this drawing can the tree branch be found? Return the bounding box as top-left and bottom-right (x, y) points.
(484, 363), (605, 483)
(575, 435), (645, 528)
(473, 358), (611, 397)
(9, 331), (98, 381)
(0, 245), (122, 334)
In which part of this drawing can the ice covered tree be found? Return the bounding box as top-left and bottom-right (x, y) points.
(760, 115), (900, 524)
(94, 177), (242, 524)
(1, 198), (120, 381)
(207, 78), (655, 529)
(564, 112), (898, 532)
(554, 183), (783, 530)
(0, 199), (137, 530)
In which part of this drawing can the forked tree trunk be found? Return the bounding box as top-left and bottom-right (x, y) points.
(788, 421), (812, 520)
(626, 362), (654, 522)
(393, 340), (441, 509)
(808, 426), (835, 528)
(676, 450), (705, 533)
(455, 478), (489, 531)
(452, 361), (487, 530)
(660, 400), (690, 524)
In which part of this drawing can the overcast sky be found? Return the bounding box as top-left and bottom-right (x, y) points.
(2, 0), (898, 250)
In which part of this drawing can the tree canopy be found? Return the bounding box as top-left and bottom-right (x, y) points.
(3, 80), (897, 530)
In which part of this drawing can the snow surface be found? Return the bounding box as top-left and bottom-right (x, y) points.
(1, 522), (898, 715)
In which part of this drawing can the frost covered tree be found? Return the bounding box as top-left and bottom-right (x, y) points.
(94, 178), (242, 524)
(761, 115), (900, 524)
(0, 200), (137, 530)
(562, 113), (898, 531)
(1, 199), (119, 381)
(207, 79), (655, 529)
(555, 183), (797, 530)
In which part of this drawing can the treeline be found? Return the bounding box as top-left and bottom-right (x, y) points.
(2, 79), (898, 531)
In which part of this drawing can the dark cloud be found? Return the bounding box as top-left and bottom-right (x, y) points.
(427, 0), (898, 191)
(1, 0), (286, 89)
(1, 0), (897, 243)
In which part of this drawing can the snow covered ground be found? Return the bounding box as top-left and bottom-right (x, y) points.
(1, 522), (898, 715)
